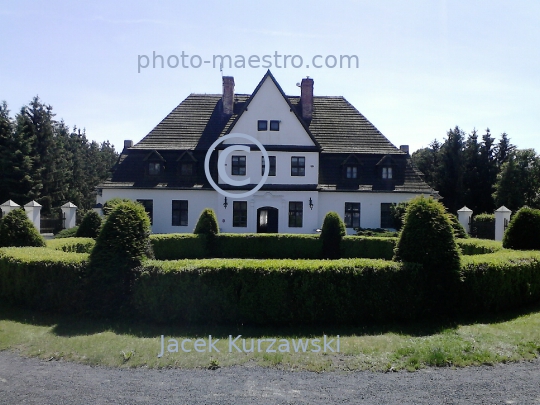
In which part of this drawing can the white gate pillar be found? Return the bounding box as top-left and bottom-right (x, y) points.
(495, 206), (512, 241)
(457, 206), (473, 234)
(1, 200), (20, 218)
(61, 202), (78, 229)
(24, 200), (42, 233)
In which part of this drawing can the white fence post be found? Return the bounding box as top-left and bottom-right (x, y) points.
(495, 206), (512, 241)
(61, 202), (78, 229)
(457, 206), (473, 234)
(0, 200), (20, 218)
(24, 200), (42, 233)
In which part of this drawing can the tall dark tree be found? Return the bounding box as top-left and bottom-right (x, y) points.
(411, 139), (441, 187)
(495, 132), (515, 168)
(462, 129), (482, 213)
(494, 149), (540, 211)
(436, 126), (465, 213)
(0, 101), (14, 204)
(476, 128), (498, 213)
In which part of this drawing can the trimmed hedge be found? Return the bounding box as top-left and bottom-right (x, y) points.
(47, 238), (96, 253)
(0, 247), (87, 313)
(149, 234), (501, 260)
(132, 258), (424, 325)
(459, 251), (540, 312)
(456, 238), (503, 255)
(503, 207), (540, 250)
(2, 247), (540, 325)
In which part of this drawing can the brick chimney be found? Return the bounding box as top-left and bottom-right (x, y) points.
(222, 76), (235, 116)
(124, 140), (133, 149)
(300, 77), (314, 121)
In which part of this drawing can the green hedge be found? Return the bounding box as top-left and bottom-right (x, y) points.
(132, 258), (424, 325)
(0, 247), (88, 313)
(459, 251), (540, 313)
(456, 238), (503, 255)
(150, 234), (503, 260)
(46, 238), (96, 253)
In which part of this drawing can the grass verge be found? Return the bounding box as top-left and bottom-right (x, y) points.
(1, 303), (540, 372)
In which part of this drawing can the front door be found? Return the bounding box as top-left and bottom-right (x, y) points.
(257, 207), (278, 233)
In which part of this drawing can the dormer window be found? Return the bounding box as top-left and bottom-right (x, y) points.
(258, 120), (268, 131)
(144, 150), (166, 176)
(148, 162), (161, 175)
(180, 162), (194, 176)
(270, 120), (280, 131)
(345, 165), (358, 179)
(382, 167), (392, 179)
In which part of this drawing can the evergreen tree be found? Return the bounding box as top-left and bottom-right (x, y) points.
(495, 132), (515, 168)
(436, 126), (465, 213)
(0, 101), (13, 204)
(476, 128), (498, 213)
(462, 129), (482, 213)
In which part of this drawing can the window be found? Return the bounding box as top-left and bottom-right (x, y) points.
(231, 156), (246, 175)
(261, 156), (276, 176)
(172, 200), (188, 226)
(148, 162), (161, 175)
(344, 202), (360, 228)
(288, 202), (303, 227)
(345, 165), (358, 179)
(137, 199), (153, 225)
(380, 203), (393, 228)
(291, 156), (305, 176)
(382, 167), (393, 179)
(258, 120), (268, 131)
(180, 162), (194, 176)
(233, 201), (247, 227)
(270, 120), (280, 131)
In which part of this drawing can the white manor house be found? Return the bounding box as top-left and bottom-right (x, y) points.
(97, 71), (438, 234)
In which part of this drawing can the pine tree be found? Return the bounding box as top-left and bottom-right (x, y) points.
(436, 126), (465, 213)
(0, 101), (13, 204)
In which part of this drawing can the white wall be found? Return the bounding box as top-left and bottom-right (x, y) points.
(318, 192), (421, 235)
(218, 150), (319, 186)
(225, 75), (315, 147)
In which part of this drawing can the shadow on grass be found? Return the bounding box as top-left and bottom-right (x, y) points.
(2, 301), (540, 341)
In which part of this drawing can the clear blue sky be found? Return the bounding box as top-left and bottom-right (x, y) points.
(1, 0), (539, 153)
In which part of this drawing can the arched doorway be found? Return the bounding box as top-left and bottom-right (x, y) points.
(257, 207), (278, 233)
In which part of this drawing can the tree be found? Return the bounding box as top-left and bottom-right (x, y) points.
(493, 149), (540, 211)
(462, 129), (482, 213)
(411, 139), (441, 187)
(495, 132), (515, 168)
(436, 126), (465, 213)
(0, 101), (13, 203)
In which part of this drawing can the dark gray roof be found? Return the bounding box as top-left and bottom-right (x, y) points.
(132, 70), (404, 155)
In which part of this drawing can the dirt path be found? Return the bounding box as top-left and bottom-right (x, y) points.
(1, 351), (540, 404)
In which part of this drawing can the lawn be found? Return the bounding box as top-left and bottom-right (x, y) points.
(1, 302), (540, 372)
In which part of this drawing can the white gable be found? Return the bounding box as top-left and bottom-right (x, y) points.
(224, 75), (315, 147)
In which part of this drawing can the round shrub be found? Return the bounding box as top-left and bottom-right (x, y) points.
(0, 208), (46, 247)
(320, 211), (346, 259)
(503, 206), (540, 250)
(193, 208), (219, 236)
(449, 213), (469, 239)
(102, 197), (132, 215)
(393, 196), (461, 314)
(390, 201), (409, 231)
(86, 201), (153, 315)
(76, 211), (102, 238)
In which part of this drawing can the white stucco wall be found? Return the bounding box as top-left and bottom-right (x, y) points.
(224, 75), (315, 147)
(318, 192), (421, 235)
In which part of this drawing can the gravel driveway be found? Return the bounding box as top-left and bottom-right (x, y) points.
(1, 351), (540, 404)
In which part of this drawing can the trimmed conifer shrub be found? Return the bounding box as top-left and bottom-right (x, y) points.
(86, 201), (153, 316)
(102, 197), (132, 215)
(76, 211), (102, 238)
(320, 211), (346, 259)
(503, 206), (540, 250)
(393, 196), (461, 315)
(193, 208), (219, 235)
(449, 213), (469, 239)
(0, 208), (45, 247)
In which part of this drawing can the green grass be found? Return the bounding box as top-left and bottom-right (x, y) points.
(1, 303), (540, 372)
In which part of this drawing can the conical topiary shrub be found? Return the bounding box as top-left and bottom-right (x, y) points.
(320, 211), (346, 259)
(393, 196), (461, 315)
(76, 210), (102, 238)
(0, 208), (46, 247)
(86, 201), (153, 316)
